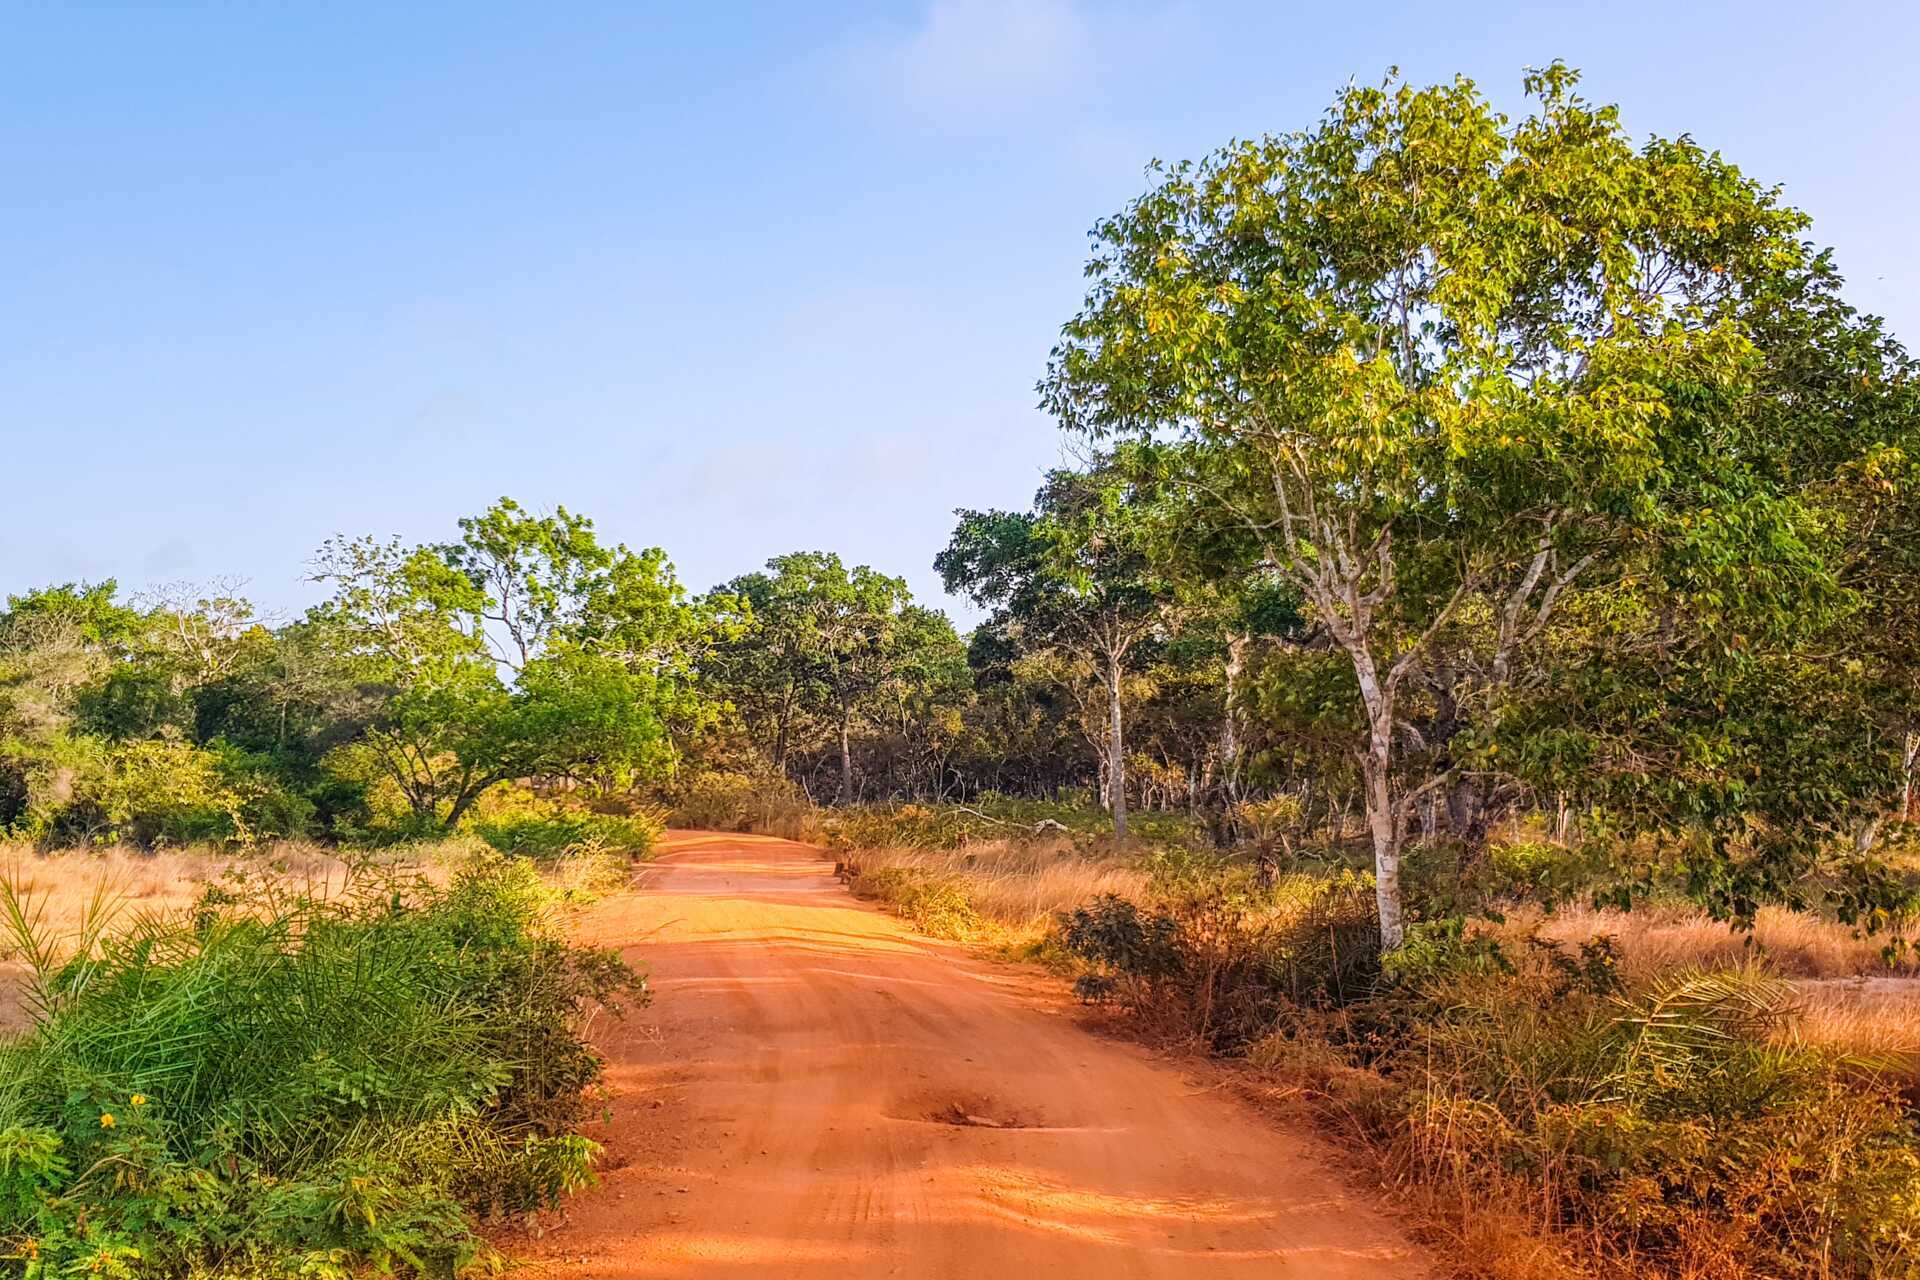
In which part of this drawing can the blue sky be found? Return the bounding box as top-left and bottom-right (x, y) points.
(5, 1), (1915, 622)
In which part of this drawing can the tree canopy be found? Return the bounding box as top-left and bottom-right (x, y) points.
(1042, 65), (1915, 943)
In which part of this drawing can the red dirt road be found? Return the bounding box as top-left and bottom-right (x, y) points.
(511, 831), (1425, 1277)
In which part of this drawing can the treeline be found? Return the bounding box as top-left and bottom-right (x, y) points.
(0, 501), (718, 846)
(0, 522), (1216, 846)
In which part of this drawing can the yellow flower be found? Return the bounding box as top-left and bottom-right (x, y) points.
(99, 1112), (116, 1129)
(20, 1239), (39, 1259)
(130, 1094), (147, 1107)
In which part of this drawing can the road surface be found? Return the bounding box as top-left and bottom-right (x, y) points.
(509, 830), (1424, 1278)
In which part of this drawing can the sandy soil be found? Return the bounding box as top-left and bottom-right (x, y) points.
(506, 830), (1425, 1278)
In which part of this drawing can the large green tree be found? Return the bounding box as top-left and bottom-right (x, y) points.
(712, 553), (920, 805)
(305, 501), (717, 827)
(1043, 66), (1910, 945)
(702, 553), (977, 804)
(938, 465), (1172, 837)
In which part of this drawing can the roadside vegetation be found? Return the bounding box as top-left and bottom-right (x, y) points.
(824, 800), (1920, 1278)
(0, 851), (643, 1277)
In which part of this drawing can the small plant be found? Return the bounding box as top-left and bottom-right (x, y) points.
(1058, 894), (1182, 1006)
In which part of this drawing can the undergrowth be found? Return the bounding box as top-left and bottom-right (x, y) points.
(466, 795), (659, 863)
(1051, 868), (1920, 1279)
(667, 772), (818, 841)
(823, 797), (1202, 853)
(0, 853), (643, 1278)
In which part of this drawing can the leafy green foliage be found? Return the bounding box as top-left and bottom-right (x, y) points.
(704, 553), (965, 804)
(846, 866), (979, 939)
(939, 465), (1177, 837)
(0, 855), (642, 1277)
(466, 789), (660, 861)
(1043, 64), (1918, 942)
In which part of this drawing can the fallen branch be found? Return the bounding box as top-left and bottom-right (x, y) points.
(950, 806), (1072, 837)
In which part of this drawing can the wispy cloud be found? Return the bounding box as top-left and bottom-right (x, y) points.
(837, 0), (1174, 123)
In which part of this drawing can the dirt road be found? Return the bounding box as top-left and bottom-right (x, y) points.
(511, 831), (1424, 1277)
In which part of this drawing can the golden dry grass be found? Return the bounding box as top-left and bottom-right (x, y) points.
(0, 840), (449, 1032)
(841, 839), (1149, 931)
(1793, 977), (1920, 1060)
(1527, 902), (1918, 981)
(1520, 902), (1920, 1076)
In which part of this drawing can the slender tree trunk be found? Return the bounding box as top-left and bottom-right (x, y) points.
(1446, 776), (1489, 864)
(1348, 650), (1404, 950)
(1363, 743), (1403, 950)
(1107, 650), (1128, 840)
(774, 679), (794, 771)
(1219, 633), (1246, 804)
(1904, 731), (1918, 821)
(837, 709), (854, 807)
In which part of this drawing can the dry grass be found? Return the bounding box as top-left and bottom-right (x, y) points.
(1794, 977), (1920, 1061)
(0, 839), (451, 1032)
(842, 839), (1148, 931)
(1528, 902), (1918, 981)
(1520, 902), (1920, 1078)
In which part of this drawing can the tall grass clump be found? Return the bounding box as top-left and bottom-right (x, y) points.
(0, 854), (643, 1277)
(668, 771), (818, 841)
(840, 840), (1150, 933)
(1314, 950), (1920, 1279)
(845, 866), (980, 939)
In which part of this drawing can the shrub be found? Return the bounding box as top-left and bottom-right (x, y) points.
(21, 740), (315, 850)
(1058, 894), (1182, 1005)
(670, 770), (816, 839)
(1059, 869), (1380, 1051)
(467, 789), (660, 861)
(0, 853), (643, 1276)
(848, 866), (980, 939)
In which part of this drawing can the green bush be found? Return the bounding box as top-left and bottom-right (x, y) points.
(0, 854), (644, 1277)
(21, 740), (315, 849)
(848, 866), (980, 939)
(1059, 869), (1380, 1051)
(467, 792), (660, 861)
(1058, 894), (1183, 1005)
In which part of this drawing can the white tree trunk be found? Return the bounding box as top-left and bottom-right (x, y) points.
(1903, 731), (1918, 821)
(1349, 648), (1404, 950)
(1107, 651), (1128, 839)
(1363, 736), (1403, 950)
